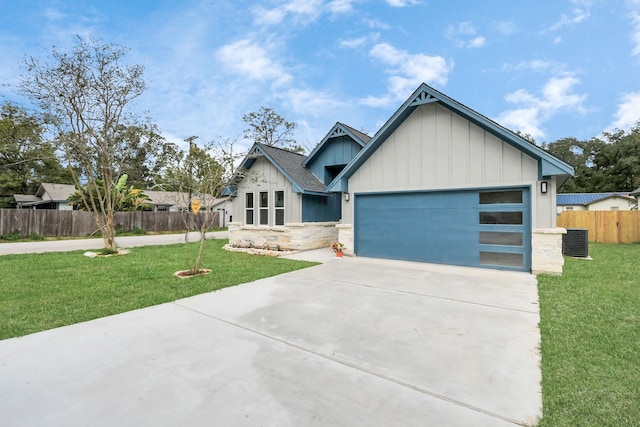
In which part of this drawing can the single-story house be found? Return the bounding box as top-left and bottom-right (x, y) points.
(13, 184), (229, 225)
(228, 83), (574, 274)
(13, 183), (76, 210)
(557, 193), (637, 212)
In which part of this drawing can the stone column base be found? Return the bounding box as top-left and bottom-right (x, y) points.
(532, 228), (566, 275)
(336, 223), (354, 255)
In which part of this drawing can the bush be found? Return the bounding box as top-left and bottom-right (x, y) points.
(28, 233), (45, 241)
(0, 230), (23, 241)
(130, 227), (147, 235)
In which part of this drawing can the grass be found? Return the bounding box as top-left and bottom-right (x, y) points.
(0, 239), (316, 340)
(537, 243), (640, 427)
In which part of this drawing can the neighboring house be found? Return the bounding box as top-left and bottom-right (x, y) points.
(557, 193), (638, 212)
(13, 184), (228, 225)
(231, 83), (574, 274)
(13, 183), (76, 210)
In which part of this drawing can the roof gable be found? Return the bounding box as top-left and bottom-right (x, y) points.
(36, 183), (76, 201)
(302, 122), (370, 168)
(237, 143), (326, 194)
(327, 83), (575, 192)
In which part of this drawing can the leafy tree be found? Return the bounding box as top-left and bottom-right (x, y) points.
(112, 123), (177, 189)
(0, 103), (72, 204)
(543, 123), (640, 193)
(20, 36), (147, 253)
(67, 175), (151, 211)
(242, 107), (303, 153)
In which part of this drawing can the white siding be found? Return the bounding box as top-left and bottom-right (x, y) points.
(231, 157), (299, 225)
(589, 197), (637, 211)
(345, 103), (551, 227)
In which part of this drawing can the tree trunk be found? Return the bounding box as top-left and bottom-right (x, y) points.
(101, 214), (117, 253)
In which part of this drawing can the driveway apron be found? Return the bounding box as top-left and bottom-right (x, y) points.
(0, 257), (541, 426)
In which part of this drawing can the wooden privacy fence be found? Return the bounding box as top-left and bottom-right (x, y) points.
(557, 210), (640, 243)
(0, 209), (220, 237)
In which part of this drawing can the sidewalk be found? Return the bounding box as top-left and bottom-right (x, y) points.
(0, 231), (228, 256)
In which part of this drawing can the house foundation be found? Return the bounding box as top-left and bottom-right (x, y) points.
(228, 221), (339, 251)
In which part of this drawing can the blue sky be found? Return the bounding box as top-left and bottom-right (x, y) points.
(1, 0), (640, 153)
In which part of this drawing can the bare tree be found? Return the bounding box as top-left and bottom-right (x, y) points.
(20, 37), (147, 253)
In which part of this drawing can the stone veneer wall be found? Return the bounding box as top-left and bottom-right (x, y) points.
(531, 228), (566, 275)
(228, 222), (339, 251)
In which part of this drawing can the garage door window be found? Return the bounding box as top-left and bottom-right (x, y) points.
(479, 231), (523, 246)
(479, 190), (522, 204)
(478, 189), (527, 270)
(479, 211), (523, 225)
(480, 251), (524, 268)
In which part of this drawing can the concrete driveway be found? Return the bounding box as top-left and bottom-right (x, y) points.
(0, 257), (541, 426)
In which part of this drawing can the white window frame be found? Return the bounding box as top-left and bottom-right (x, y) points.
(259, 191), (269, 225)
(245, 193), (254, 225)
(275, 190), (285, 226)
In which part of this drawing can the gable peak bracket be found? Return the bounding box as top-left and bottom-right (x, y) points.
(409, 91), (437, 106)
(329, 127), (347, 138)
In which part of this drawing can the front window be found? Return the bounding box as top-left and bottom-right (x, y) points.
(259, 191), (268, 225)
(275, 191), (285, 225)
(245, 193), (254, 225)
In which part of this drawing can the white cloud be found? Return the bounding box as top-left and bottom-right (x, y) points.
(607, 91), (640, 131)
(252, 0), (355, 26)
(496, 108), (543, 140)
(327, 0), (356, 14)
(628, 1), (640, 56)
(545, 0), (592, 32)
(364, 18), (391, 30)
(446, 21), (486, 48)
(468, 36), (486, 48)
(362, 42), (451, 107)
(495, 75), (587, 140)
(386, 0), (420, 6)
(509, 60), (555, 72)
(339, 33), (379, 49)
(216, 39), (292, 87)
(493, 20), (517, 35)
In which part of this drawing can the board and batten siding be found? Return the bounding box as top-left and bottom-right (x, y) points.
(306, 136), (363, 184)
(233, 156), (300, 225)
(344, 103), (556, 228)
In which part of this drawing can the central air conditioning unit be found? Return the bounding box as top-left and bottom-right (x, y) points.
(562, 228), (589, 258)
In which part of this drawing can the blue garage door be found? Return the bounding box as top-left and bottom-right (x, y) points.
(354, 188), (531, 271)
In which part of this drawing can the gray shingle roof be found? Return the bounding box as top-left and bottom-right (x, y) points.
(338, 122), (372, 144)
(630, 187), (640, 196)
(256, 143), (326, 193)
(36, 183), (76, 201)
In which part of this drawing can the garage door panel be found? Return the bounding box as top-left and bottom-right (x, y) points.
(354, 188), (530, 271)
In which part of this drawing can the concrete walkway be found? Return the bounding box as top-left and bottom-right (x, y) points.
(0, 257), (541, 426)
(0, 231), (229, 256)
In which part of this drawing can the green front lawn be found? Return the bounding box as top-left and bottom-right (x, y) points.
(0, 239), (316, 340)
(538, 243), (640, 427)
